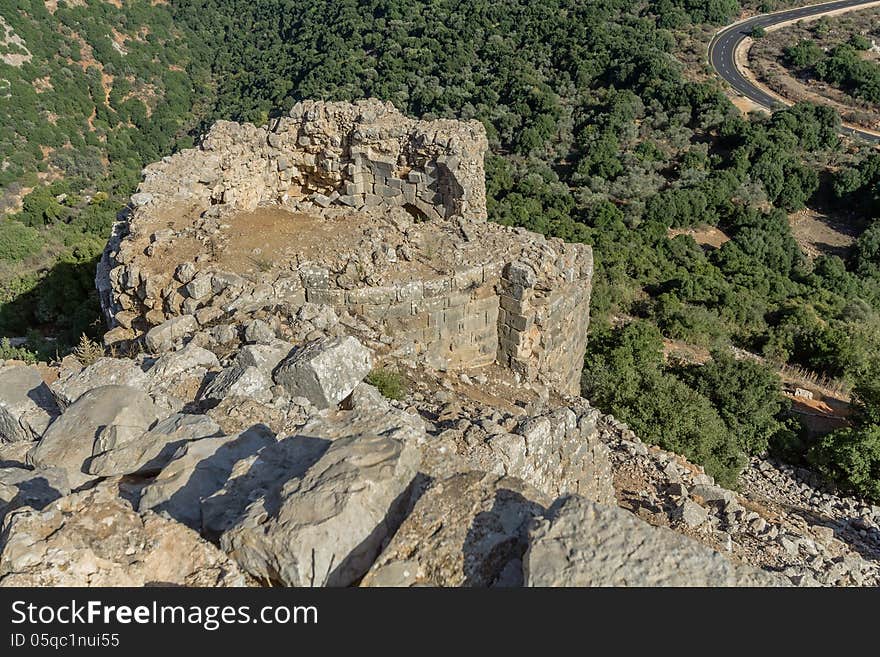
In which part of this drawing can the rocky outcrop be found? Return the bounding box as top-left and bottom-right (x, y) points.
(87, 413), (222, 477)
(523, 496), (785, 587)
(362, 472), (549, 587)
(0, 485), (246, 587)
(138, 425), (277, 530)
(222, 432), (420, 587)
(0, 365), (58, 442)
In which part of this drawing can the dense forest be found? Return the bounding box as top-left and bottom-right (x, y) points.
(0, 0), (210, 347)
(1, 0), (879, 497)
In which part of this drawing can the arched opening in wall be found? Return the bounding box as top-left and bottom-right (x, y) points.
(402, 203), (429, 222)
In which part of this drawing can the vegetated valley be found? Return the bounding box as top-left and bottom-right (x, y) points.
(1, 0), (879, 500)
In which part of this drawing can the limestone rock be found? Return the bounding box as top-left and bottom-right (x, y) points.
(691, 483), (736, 505)
(28, 385), (159, 488)
(206, 396), (297, 435)
(50, 358), (147, 410)
(201, 364), (272, 404)
(144, 315), (198, 353)
(138, 425), (276, 529)
(235, 341), (294, 374)
(201, 434), (331, 539)
(0, 365), (58, 442)
(0, 467), (70, 524)
(0, 485), (246, 586)
(243, 319), (275, 345)
(88, 413), (222, 477)
(673, 498), (710, 529)
(523, 496), (786, 587)
(362, 472), (549, 587)
(0, 442), (32, 468)
(273, 336), (372, 409)
(222, 432), (419, 586)
(148, 343), (220, 380)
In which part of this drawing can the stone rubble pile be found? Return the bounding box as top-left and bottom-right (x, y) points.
(597, 416), (880, 587)
(0, 314), (786, 587)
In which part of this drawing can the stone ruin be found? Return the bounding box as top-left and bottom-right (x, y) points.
(3, 100), (859, 588)
(97, 99), (592, 394)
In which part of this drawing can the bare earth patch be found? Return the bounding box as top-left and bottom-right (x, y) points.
(668, 225), (731, 249)
(788, 207), (861, 260)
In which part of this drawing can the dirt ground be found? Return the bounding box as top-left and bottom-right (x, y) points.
(788, 206), (862, 260)
(667, 225), (731, 249)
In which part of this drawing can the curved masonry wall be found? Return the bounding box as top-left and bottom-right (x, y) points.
(98, 100), (593, 395)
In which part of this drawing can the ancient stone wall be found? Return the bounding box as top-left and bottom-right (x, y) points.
(98, 100), (592, 395)
(134, 99), (487, 221)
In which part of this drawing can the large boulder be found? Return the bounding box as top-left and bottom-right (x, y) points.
(202, 389), (424, 538)
(0, 366), (58, 443)
(362, 472), (549, 587)
(273, 336), (372, 409)
(201, 434), (331, 539)
(235, 340), (294, 374)
(523, 496), (787, 587)
(28, 385), (159, 488)
(0, 485), (247, 586)
(50, 358), (148, 410)
(222, 432), (419, 587)
(0, 467), (70, 525)
(138, 425), (276, 529)
(88, 413), (222, 477)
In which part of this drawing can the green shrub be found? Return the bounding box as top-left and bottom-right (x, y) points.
(808, 425), (880, 502)
(0, 337), (38, 363)
(0, 221), (42, 261)
(366, 368), (408, 401)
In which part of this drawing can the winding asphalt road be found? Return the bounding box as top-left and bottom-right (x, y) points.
(709, 0), (880, 143)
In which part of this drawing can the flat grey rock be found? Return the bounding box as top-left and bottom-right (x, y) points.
(88, 413), (222, 477)
(138, 425), (276, 529)
(28, 385), (159, 488)
(523, 496), (787, 587)
(0, 366), (58, 442)
(222, 431), (419, 587)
